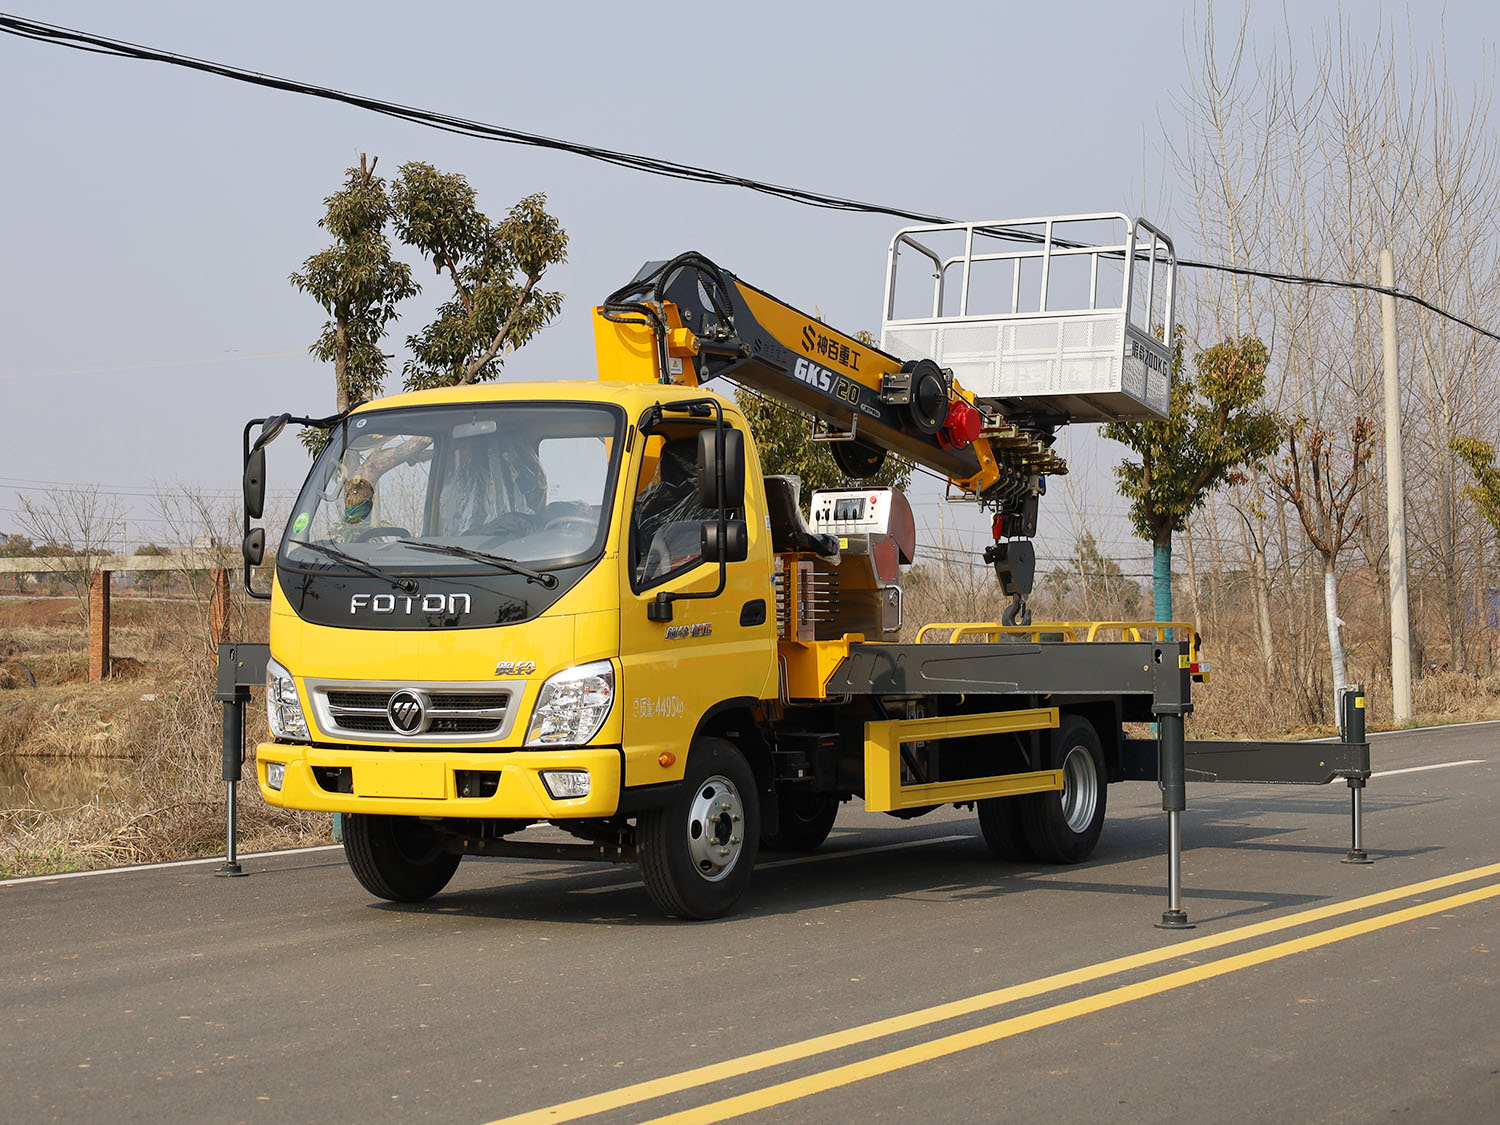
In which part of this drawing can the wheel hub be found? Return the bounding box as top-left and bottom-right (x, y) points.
(1060, 745), (1100, 833)
(686, 775), (745, 881)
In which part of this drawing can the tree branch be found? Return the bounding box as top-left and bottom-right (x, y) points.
(460, 271), (540, 385)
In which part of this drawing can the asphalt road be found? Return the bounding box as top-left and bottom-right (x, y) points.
(4, 723), (1497, 1123)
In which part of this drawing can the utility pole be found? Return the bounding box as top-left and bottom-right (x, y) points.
(1380, 249), (1413, 725)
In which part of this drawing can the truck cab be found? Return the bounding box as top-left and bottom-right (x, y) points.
(254, 380), (778, 916)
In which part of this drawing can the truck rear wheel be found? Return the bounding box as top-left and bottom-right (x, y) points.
(343, 813), (461, 902)
(977, 796), (1035, 861)
(1020, 715), (1107, 864)
(638, 738), (760, 919)
(762, 789), (839, 852)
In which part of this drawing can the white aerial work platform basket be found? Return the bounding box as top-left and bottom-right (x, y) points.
(880, 213), (1176, 422)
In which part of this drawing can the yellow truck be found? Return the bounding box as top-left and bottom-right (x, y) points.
(234, 216), (1369, 921)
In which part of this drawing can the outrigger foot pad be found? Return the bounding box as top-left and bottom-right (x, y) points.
(1156, 909), (1194, 930)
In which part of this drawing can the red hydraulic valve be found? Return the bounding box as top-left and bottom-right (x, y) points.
(938, 399), (982, 449)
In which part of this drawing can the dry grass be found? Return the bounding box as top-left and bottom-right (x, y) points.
(901, 563), (1500, 739)
(0, 596), (326, 878)
(6, 563), (1500, 879)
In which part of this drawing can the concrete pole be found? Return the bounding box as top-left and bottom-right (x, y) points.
(1380, 249), (1413, 725)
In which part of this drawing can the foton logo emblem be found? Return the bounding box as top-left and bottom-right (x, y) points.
(386, 689), (425, 734)
(350, 593), (472, 615)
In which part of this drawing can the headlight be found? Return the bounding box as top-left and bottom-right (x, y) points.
(266, 658), (309, 740)
(525, 660), (614, 747)
(265, 760), (286, 791)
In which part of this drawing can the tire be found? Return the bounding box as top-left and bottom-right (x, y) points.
(638, 738), (760, 919)
(1019, 715), (1108, 864)
(762, 789), (839, 852)
(343, 813), (461, 902)
(977, 794), (1035, 861)
(977, 731), (1037, 861)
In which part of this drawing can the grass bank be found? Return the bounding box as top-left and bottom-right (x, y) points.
(0, 596), (326, 878)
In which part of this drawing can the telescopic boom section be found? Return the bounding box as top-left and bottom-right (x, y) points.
(592, 252), (1064, 505)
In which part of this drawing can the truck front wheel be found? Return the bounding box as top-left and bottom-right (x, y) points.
(638, 738), (760, 919)
(343, 813), (461, 902)
(1019, 715), (1107, 863)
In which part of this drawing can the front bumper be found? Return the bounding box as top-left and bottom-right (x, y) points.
(255, 742), (622, 818)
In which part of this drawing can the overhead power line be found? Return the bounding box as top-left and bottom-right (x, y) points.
(3, 12), (1498, 344)
(0, 13), (946, 224)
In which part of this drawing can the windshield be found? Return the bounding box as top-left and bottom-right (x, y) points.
(280, 402), (623, 574)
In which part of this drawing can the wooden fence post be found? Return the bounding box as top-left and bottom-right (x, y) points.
(89, 569), (112, 681)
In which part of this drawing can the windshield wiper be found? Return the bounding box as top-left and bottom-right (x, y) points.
(291, 540), (419, 594)
(396, 539), (559, 589)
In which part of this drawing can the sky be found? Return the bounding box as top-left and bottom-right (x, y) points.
(1, 0), (1495, 574)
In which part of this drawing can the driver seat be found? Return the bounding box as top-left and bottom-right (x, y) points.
(764, 475), (839, 558)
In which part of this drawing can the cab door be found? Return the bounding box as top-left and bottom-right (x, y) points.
(616, 418), (776, 789)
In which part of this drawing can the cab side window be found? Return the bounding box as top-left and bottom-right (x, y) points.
(631, 432), (714, 587)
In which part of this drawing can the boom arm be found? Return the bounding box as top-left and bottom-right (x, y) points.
(593, 253), (1065, 512)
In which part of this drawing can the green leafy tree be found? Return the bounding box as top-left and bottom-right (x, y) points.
(290, 155), (418, 452)
(293, 157), (568, 457)
(0, 533), (37, 556)
(391, 163), (568, 390)
(1103, 332), (1284, 627)
(1452, 434), (1500, 539)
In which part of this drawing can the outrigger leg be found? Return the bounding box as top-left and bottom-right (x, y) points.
(1340, 689), (1373, 865)
(214, 643), (270, 878)
(1154, 708), (1194, 930)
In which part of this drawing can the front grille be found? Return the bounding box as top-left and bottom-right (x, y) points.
(430, 693), (506, 709)
(309, 681), (516, 743)
(431, 717), (501, 734)
(334, 714), (399, 733)
(327, 690), (392, 710)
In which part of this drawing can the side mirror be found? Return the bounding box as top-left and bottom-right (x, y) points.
(697, 426), (745, 509)
(243, 447), (267, 520)
(242, 527), (265, 567)
(253, 412), (291, 452)
(701, 519), (749, 563)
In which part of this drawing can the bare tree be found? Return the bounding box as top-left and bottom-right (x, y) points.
(16, 485), (124, 613)
(1271, 417), (1376, 709)
(153, 483), (277, 655)
(1168, 4), (1500, 713)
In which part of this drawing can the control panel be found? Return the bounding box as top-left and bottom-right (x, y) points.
(810, 488), (896, 535)
(808, 489), (916, 568)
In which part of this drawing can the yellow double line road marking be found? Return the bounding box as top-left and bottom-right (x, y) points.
(491, 862), (1500, 1125)
(649, 881), (1500, 1124)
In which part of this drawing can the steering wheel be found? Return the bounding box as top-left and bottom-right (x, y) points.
(353, 526), (412, 542)
(544, 516), (595, 534)
(474, 512), (535, 538)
